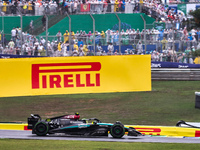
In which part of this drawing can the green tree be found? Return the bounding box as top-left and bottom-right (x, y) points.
(192, 49), (200, 57)
(189, 9), (200, 27)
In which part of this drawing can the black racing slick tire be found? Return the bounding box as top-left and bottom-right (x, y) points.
(34, 121), (49, 136)
(110, 122), (125, 138)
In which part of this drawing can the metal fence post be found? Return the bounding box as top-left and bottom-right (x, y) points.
(17, 8), (23, 54)
(45, 15), (48, 56)
(20, 15), (23, 54)
(1, 14), (4, 48)
(172, 22), (175, 62)
(66, 13), (72, 55)
(140, 14), (146, 54)
(90, 14), (95, 55)
(115, 13), (121, 54)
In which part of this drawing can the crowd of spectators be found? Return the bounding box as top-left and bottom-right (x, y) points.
(168, 0), (200, 4)
(0, 0), (141, 16)
(0, 0), (199, 17)
(0, 0), (200, 64)
(0, 27), (200, 61)
(0, 0), (198, 17)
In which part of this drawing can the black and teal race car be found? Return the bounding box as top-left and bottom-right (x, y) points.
(28, 113), (142, 138)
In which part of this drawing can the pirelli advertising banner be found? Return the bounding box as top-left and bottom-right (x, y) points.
(0, 55), (151, 97)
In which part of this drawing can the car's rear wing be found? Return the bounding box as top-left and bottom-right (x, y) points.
(27, 114), (41, 129)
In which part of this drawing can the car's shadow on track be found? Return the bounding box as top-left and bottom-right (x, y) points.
(29, 134), (143, 140)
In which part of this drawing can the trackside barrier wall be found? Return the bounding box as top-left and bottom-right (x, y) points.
(0, 55), (151, 97)
(0, 123), (28, 130)
(1, 123), (200, 137)
(126, 125), (200, 137)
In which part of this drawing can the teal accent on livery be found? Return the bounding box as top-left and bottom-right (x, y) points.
(97, 123), (113, 126)
(61, 126), (78, 130)
(97, 123), (129, 129)
(61, 124), (90, 130)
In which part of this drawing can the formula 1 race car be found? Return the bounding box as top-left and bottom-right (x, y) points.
(28, 113), (142, 138)
(176, 120), (200, 128)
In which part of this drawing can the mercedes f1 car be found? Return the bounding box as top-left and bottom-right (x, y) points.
(28, 113), (142, 138)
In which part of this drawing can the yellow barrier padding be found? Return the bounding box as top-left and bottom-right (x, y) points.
(125, 125), (200, 137)
(0, 55), (151, 97)
(0, 123), (28, 130)
(1, 123), (200, 137)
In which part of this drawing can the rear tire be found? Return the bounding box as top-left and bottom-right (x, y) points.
(34, 121), (49, 136)
(110, 122), (125, 138)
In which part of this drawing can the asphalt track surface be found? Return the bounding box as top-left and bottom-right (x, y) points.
(0, 130), (200, 143)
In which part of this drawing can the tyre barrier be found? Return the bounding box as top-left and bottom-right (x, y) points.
(1, 123), (200, 137)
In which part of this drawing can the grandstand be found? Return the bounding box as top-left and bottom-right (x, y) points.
(0, 0), (200, 65)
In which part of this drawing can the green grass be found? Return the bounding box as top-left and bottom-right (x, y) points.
(0, 81), (200, 148)
(0, 81), (200, 126)
(0, 139), (200, 150)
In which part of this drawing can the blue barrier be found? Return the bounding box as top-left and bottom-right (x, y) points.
(1, 54), (200, 68)
(0, 54), (42, 58)
(88, 44), (180, 53)
(151, 61), (200, 68)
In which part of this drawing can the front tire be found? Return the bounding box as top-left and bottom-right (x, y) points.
(110, 122), (125, 138)
(34, 121), (49, 136)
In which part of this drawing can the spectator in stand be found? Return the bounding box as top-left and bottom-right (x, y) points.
(83, 45), (88, 56)
(39, 47), (46, 56)
(34, 43), (39, 56)
(73, 42), (79, 51)
(183, 27), (188, 39)
(125, 0), (133, 13)
(40, 37), (46, 46)
(11, 27), (17, 42)
(8, 39), (15, 49)
(82, 31), (87, 44)
(1, 34), (7, 47)
(166, 51), (171, 62)
(191, 27), (196, 37)
(23, 1), (28, 14)
(42, 15), (46, 31)
(100, 31), (106, 45)
(106, 0), (111, 12)
(113, 30), (119, 45)
(96, 48), (102, 56)
(188, 33), (193, 48)
(63, 30), (69, 43)
(196, 29), (200, 42)
(161, 37), (168, 50)
(136, 40), (143, 54)
(87, 50), (94, 56)
(96, 44), (103, 54)
(114, 49), (119, 55)
(56, 31), (62, 42)
(114, 0), (119, 12)
(107, 42), (114, 55)
(2, 1), (7, 14)
(158, 29), (164, 41)
(28, 1), (33, 14)
(0, 44), (3, 54)
(29, 20), (34, 34)
(135, 29), (141, 45)
(4, 46), (9, 54)
(78, 39), (84, 47)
